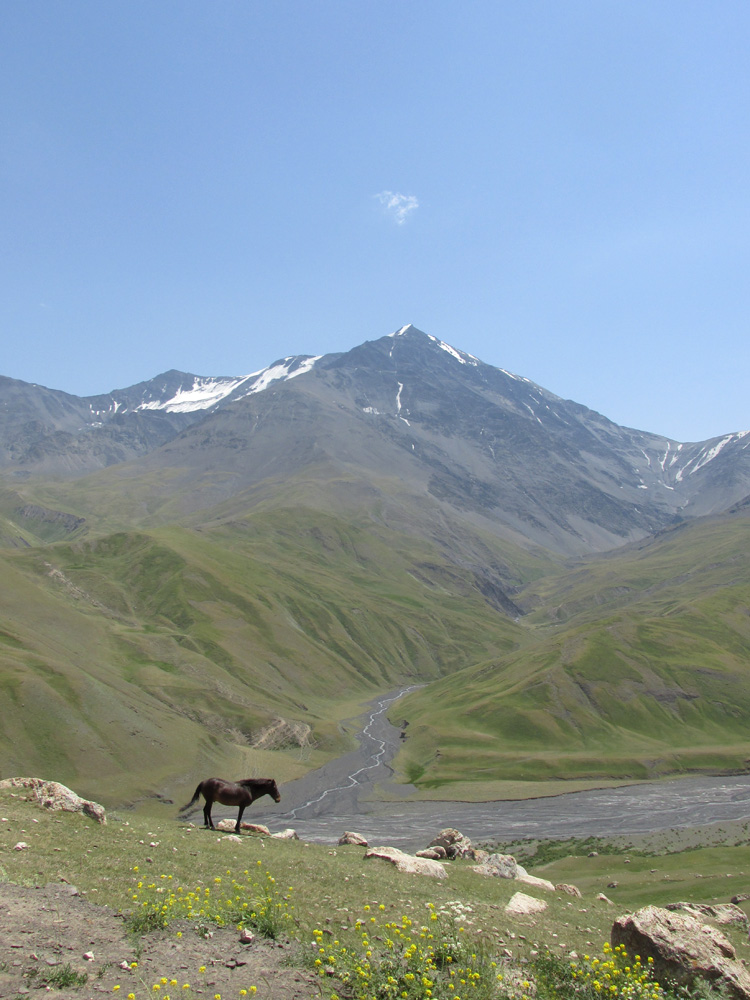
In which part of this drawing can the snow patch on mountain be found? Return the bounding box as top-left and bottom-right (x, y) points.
(674, 430), (750, 482)
(426, 334), (479, 366)
(239, 355), (321, 397)
(130, 356), (322, 415)
(137, 375), (252, 413)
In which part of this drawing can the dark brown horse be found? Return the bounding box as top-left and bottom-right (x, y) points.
(179, 777), (281, 833)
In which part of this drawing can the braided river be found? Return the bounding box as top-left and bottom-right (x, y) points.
(249, 688), (750, 850)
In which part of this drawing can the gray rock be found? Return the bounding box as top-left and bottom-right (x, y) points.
(338, 831), (368, 846)
(472, 853), (519, 879)
(0, 777), (106, 824)
(666, 902), (748, 927)
(612, 904), (750, 1000)
(556, 883), (583, 898)
(505, 892), (548, 917)
(364, 846), (447, 878)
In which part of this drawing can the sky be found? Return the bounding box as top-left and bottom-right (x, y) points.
(2, 2), (748, 443)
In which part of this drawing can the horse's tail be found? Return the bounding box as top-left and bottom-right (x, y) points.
(178, 782), (203, 814)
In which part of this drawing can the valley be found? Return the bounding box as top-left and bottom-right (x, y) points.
(1, 326), (748, 812)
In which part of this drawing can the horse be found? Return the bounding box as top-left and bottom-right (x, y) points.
(179, 777), (281, 833)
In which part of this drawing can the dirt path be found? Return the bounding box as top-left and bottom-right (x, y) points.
(0, 882), (317, 1000)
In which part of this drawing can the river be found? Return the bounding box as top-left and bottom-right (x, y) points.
(248, 688), (750, 850)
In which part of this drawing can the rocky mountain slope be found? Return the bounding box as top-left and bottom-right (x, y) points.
(2, 326), (748, 556)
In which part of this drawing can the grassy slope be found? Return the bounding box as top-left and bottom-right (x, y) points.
(1, 789), (749, 998)
(393, 512), (750, 793)
(0, 497), (530, 806)
(2, 460), (750, 807)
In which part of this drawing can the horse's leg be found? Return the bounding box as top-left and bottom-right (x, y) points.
(235, 804), (246, 834)
(204, 799), (214, 830)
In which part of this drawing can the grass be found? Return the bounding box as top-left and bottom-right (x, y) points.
(0, 791), (750, 980)
(27, 962), (89, 988)
(2, 475), (750, 808)
(1, 789), (749, 1000)
(0, 502), (529, 805)
(390, 513), (750, 792)
(124, 862), (292, 939)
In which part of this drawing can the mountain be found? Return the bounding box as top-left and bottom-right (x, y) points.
(0, 356), (318, 478)
(2, 325), (749, 555)
(1, 325), (749, 805)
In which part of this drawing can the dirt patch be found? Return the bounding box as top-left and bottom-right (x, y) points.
(0, 881), (318, 1000)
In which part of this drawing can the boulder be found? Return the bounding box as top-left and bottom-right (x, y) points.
(0, 777), (106, 824)
(516, 865), (555, 892)
(416, 848), (445, 860)
(429, 827), (468, 847)
(427, 828), (472, 859)
(472, 853), (519, 879)
(556, 883), (583, 898)
(215, 819), (271, 835)
(242, 822), (271, 836)
(505, 892), (548, 917)
(612, 905), (750, 999)
(666, 902), (748, 927)
(364, 846), (447, 878)
(338, 831), (368, 846)
(271, 828), (299, 840)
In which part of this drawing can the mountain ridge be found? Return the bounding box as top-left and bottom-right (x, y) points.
(2, 325), (747, 557)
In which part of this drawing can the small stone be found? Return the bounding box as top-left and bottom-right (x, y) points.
(240, 929), (255, 944)
(13, 842), (29, 851)
(83, 951), (94, 961)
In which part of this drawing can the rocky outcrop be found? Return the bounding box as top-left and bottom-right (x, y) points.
(364, 846), (447, 878)
(0, 777), (106, 824)
(338, 831), (368, 846)
(271, 828), (299, 840)
(612, 905), (750, 1000)
(426, 828), (473, 859)
(470, 850), (579, 896)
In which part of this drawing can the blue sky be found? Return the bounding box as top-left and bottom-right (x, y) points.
(2, 2), (748, 442)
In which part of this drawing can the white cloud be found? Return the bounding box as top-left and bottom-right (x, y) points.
(376, 190), (419, 225)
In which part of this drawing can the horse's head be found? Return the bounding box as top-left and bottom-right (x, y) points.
(271, 778), (281, 803)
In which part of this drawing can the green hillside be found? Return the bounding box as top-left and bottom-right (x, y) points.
(2, 459), (749, 809)
(0, 496), (532, 805)
(393, 511), (750, 793)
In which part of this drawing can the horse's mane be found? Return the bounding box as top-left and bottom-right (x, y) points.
(238, 777), (276, 787)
